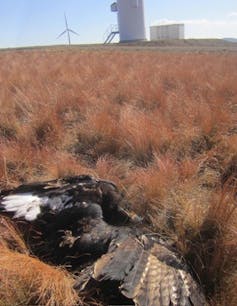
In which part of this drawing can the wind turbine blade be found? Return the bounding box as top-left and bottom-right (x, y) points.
(64, 13), (69, 30)
(57, 30), (67, 39)
(68, 29), (79, 36)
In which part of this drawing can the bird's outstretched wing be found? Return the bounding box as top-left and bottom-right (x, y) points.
(93, 235), (207, 306)
(0, 175), (94, 221)
(0, 175), (131, 224)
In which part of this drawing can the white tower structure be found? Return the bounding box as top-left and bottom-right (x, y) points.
(111, 0), (146, 42)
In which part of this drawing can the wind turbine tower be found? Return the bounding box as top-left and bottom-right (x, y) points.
(57, 13), (79, 45)
(110, 0), (146, 42)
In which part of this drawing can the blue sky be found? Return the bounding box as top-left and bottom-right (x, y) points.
(0, 0), (237, 48)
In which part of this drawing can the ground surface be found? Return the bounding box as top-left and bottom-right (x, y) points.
(0, 42), (236, 306)
(1, 39), (237, 53)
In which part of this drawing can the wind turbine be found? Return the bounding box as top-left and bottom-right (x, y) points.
(57, 13), (79, 45)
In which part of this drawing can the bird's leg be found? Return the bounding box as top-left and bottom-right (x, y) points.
(59, 230), (80, 248)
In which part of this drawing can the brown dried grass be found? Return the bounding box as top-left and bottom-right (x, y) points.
(0, 247), (80, 306)
(0, 49), (236, 305)
(0, 217), (80, 306)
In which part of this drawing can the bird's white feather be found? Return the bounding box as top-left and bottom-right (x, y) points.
(1, 193), (48, 221)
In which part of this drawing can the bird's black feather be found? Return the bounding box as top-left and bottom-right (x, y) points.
(0, 175), (207, 306)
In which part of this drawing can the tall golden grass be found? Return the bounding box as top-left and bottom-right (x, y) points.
(0, 48), (236, 305)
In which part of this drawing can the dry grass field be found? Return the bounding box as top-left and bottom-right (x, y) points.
(0, 47), (236, 305)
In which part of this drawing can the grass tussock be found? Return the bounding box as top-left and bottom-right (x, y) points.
(185, 185), (237, 298)
(0, 217), (80, 306)
(0, 247), (80, 306)
(0, 48), (236, 305)
(0, 216), (28, 253)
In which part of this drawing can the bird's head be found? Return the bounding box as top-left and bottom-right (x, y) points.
(98, 180), (142, 225)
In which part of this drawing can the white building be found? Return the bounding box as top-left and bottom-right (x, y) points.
(150, 24), (185, 40)
(110, 0), (146, 42)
